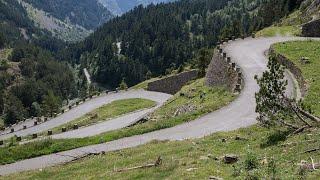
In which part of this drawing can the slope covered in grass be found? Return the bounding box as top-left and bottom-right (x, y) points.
(41, 98), (156, 136)
(4, 125), (320, 179)
(0, 78), (235, 165)
(273, 40), (320, 116)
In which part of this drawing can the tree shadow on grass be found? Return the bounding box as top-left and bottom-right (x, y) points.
(260, 130), (291, 148)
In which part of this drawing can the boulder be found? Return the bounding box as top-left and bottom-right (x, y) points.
(223, 154), (239, 164)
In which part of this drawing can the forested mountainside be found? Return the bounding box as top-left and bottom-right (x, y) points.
(0, 0), (78, 125)
(23, 0), (113, 30)
(98, 0), (174, 15)
(279, 0), (320, 25)
(0, 0), (64, 50)
(64, 0), (301, 88)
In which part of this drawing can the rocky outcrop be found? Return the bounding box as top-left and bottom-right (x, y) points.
(147, 70), (198, 95)
(302, 19), (320, 37)
(269, 47), (307, 97)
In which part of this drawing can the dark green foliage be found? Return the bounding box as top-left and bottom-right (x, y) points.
(42, 91), (61, 117)
(0, 33), (4, 48)
(30, 102), (42, 117)
(260, 130), (289, 148)
(255, 56), (288, 127)
(255, 53), (319, 130)
(23, 0), (113, 30)
(244, 151), (259, 171)
(196, 48), (212, 77)
(119, 78), (128, 90)
(4, 94), (27, 125)
(64, 0), (300, 88)
(0, 91), (4, 114)
(1, 44), (77, 125)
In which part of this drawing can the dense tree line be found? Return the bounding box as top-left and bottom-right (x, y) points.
(63, 0), (302, 88)
(0, 0), (79, 126)
(0, 44), (77, 125)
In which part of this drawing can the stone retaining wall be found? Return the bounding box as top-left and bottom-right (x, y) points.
(269, 47), (307, 97)
(206, 50), (241, 91)
(147, 70), (198, 94)
(205, 49), (241, 92)
(302, 19), (320, 37)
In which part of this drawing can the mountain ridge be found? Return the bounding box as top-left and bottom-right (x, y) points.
(98, 0), (174, 15)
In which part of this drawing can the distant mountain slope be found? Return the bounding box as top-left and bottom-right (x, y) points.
(0, 0), (64, 49)
(19, 0), (91, 42)
(23, 0), (113, 30)
(277, 0), (320, 26)
(63, 0), (300, 88)
(98, 0), (174, 15)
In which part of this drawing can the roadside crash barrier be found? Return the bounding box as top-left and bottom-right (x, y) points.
(16, 136), (21, 141)
(48, 130), (53, 136)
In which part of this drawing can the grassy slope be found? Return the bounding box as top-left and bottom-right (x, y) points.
(256, 26), (301, 37)
(273, 41), (320, 116)
(4, 126), (320, 179)
(130, 77), (160, 90)
(5, 41), (320, 179)
(0, 78), (235, 165)
(41, 98), (157, 136)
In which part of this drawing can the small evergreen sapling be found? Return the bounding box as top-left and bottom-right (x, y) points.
(255, 56), (319, 130)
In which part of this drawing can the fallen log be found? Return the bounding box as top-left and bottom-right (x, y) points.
(293, 126), (308, 134)
(298, 108), (320, 123)
(115, 156), (162, 172)
(304, 148), (320, 154)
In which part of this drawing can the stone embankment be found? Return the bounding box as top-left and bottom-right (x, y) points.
(302, 19), (320, 37)
(269, 47), (307, 97)
(206, 37), (244, 93)
(147, 70), (198, 94)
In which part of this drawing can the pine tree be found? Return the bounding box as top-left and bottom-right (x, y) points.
(4, 94), (27, 125)
(255, 56), (288, 127)
(42, 91), (61, 117)
(0, 33), (4, 48)
(255, 56), (319, 129)
(197, 48), (211, 77)
(119, 78), (128, 90)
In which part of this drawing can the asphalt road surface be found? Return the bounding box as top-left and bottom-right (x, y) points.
(0, 90), (172, 141)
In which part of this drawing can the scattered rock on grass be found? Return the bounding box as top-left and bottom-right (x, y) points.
(209, 176), (223, 180)
(223, 154), (239, 164)
(186, 167), (198, 172)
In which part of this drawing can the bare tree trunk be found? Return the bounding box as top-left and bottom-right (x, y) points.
(279, 120), (299, 129)
(291, 106), (312, 127)
(298, 108), (320, 123)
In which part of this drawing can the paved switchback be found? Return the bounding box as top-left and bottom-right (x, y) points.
(0, 90), (172, 141)
(0, 37), (309, 175)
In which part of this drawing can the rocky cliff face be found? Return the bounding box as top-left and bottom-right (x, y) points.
(301, 0), (320, 20)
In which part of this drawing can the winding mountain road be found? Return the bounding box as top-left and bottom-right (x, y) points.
(0, 37), (310, 175)
(0, 90), (172, 141)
